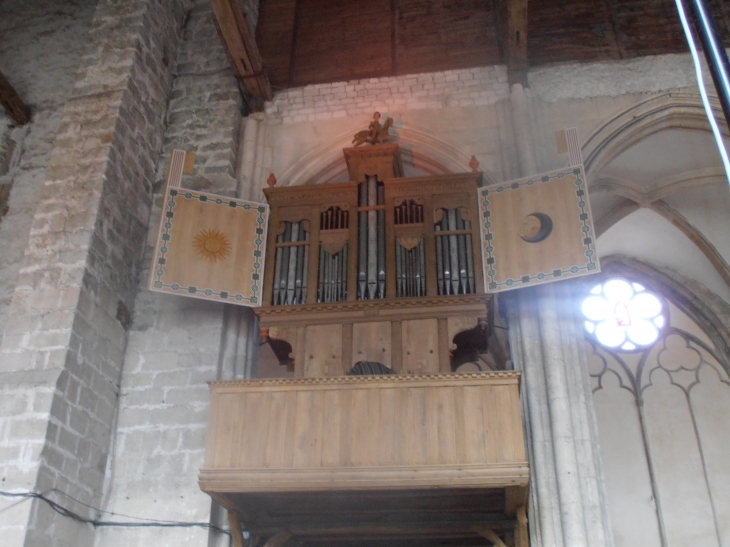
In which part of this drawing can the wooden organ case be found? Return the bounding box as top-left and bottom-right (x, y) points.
(200, 144), (530, 547)
(259, 144), (492, 377)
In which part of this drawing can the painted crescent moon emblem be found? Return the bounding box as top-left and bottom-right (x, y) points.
(518, 212), (553, 243)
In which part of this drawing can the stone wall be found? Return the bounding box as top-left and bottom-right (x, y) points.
(0, 0), (98, 337)
(92, 1), (243, 546)
(269, 66), (509, 124)
(0, 1), (185, 546)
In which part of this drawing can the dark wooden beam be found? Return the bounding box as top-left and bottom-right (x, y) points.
(209, 0), (273, 111)
(499, 0), (528, 86)
(0, 70), (30, 125)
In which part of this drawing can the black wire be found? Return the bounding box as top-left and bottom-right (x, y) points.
(0, 491), (230, 536)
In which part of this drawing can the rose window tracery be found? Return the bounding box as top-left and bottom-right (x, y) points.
(581, 278), (666, 351)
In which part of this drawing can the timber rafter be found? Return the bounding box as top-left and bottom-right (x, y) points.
(497, 0), (528, 86)
(0, 69), (30, 125)
(209, 0), (273, 112)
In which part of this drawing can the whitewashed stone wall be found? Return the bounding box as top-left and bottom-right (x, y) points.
(0, 1), (185, 547)
(269, 66), (509, 124)
(93, 1), (243, 546)
(0, 0), (98, 336)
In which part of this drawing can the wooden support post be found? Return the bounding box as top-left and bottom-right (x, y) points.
(474, 525), (509, 547)
(0, 69), (30, 125)
(228, 511), (245, 547)
(497, 0), (529, 86)
(263, 530), (293, 547)
(515, 505), (529, 547)
(209, 0), (273, 111)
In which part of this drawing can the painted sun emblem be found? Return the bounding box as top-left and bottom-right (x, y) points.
(193, 228), (232, 262)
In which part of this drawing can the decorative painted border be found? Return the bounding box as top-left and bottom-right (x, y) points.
(150, 187), (269, 306)
(478, 166), (599, 292)
(209, 370), (522, 388)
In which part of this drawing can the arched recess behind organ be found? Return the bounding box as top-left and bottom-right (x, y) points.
(583, 91), (728, 181)
(277, 123), (497, 187)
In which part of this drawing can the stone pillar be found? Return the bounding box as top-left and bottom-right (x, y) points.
(0, 1), (183, 546)
(507, 282), (614, 547)
(236, 115), (259, 200)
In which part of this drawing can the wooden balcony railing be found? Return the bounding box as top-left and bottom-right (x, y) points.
(199, 372), (529, 547)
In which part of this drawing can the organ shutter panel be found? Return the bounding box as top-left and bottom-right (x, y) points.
(477, 164), (600, 293)
(148, 150), (269, 307)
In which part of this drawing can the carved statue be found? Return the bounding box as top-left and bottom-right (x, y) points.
(352, 112), (393, 146)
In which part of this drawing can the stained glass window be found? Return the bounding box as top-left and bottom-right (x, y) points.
(582, 278), (666, 351)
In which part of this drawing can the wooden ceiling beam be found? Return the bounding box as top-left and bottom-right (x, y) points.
(0, 69), (30, 125)
(498, 0), (528, 86)
(209, 0), (273, 111)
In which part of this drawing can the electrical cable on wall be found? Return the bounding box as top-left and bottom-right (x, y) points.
(0, 490), (230, 537)
(674, 0), (730, 181)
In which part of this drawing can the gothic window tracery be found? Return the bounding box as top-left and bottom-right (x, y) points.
(585, 277), (730, 547)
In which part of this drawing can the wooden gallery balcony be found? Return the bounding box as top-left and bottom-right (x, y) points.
(199, 372), (530, 547)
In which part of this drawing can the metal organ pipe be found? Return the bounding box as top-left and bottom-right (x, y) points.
(271, 221), (309, 306)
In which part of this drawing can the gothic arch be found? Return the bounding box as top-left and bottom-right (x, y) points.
(277, 122), (496, 187)
(582, 91), (728, 179)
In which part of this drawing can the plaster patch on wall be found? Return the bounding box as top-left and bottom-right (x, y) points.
(528, 53), (697, 102)
(269, 66), (510, 124)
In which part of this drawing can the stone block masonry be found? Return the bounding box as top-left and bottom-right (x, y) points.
(92, 1), (244, 547)
(270, 66), (510, 124)
(0, 0), (98, 338)
(0, 1), (185, 547)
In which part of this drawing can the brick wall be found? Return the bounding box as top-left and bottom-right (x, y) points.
(269, 65), (509, 124)
(0, 1), (185, 546)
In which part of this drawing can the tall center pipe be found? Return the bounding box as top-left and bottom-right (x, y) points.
(367, 175), (378, 299)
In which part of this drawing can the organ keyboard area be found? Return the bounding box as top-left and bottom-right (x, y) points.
(259, 143), (492, 377)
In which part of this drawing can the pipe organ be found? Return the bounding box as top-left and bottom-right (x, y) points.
(260, 143), (491, 376)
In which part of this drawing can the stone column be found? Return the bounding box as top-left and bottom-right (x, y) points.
(507, 282), (614, 547)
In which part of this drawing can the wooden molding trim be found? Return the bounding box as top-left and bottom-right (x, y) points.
(200, 462), (530, 492)
(208, 370), (521, 389)
(0, 70), (30, 125)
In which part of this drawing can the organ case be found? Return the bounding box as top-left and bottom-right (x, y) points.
(259, 144), (491, 376)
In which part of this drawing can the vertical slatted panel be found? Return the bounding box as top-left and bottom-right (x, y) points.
(292, 390), (325, 468)
(213, 394), (238, 467)
(321, 389), (342, 467)
(378, 387), (397, 466)
(435, 386), (457, 464)
(237, 392), (269, 467)
(338, 388), (352, 467)
(292, 390), (315, 467)
(395, 385), (412, 464)
(408, 386), (427, 465)
(423, 387), (441, 464)
(264, 390), (293, 468)
(479, 385), (500, 464)
(282, 390), (299, 467)
(453, 384), (468, 463)
(462, 385), (487, 464)
(496, 383), (526, 462)
(361, 388), (382, 466)
(349, 388), (371, 466)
